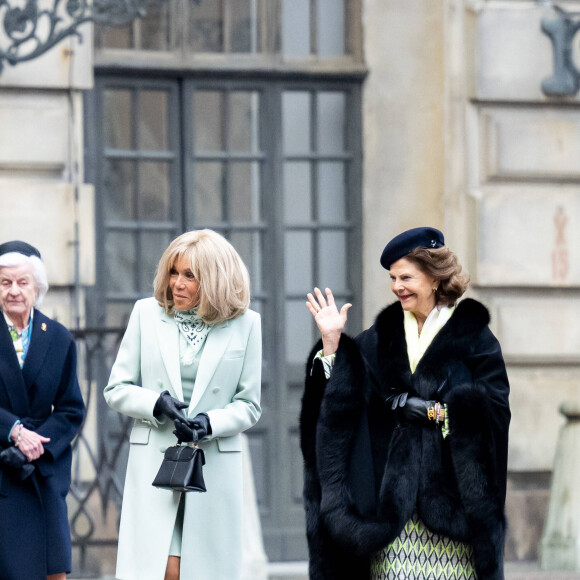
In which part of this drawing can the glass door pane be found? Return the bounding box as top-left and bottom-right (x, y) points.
(100, 81), (180, 311)
(279, 84), (360, 560)
(186, 83), (265, 300)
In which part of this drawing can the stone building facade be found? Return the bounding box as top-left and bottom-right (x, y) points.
(361, 0), (580, 560)
(1, 0), (578, 570)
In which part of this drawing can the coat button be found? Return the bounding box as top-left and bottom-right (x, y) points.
(212, 387), (220, 394)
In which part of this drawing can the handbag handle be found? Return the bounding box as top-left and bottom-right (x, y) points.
(177, 426), (199, 447)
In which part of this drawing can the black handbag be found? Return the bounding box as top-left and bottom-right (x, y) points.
(152, 443), (207, 492)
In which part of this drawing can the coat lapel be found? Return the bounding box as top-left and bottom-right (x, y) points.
(412, 298), (490, 375)
(0, 313), (30, 416)
(374, 302), (413, 393)
(157, 312), (183, 400)
(21, 309), (51, 388)
(188, 321), (233, 412)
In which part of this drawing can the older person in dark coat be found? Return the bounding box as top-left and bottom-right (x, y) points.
(301, 227), (510, 580)
(0, 240), (85, 580)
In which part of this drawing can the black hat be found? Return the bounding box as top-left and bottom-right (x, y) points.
(0, 240), (41, 259)
(380, 227), (444, 270)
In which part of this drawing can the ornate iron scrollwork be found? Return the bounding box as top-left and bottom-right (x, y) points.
(541, 4), (580, 97)
(0, 0), (167, 73)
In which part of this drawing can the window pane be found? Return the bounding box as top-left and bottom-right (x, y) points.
(231, 0), (261, 53)
(97, 25), (132, 50)
(138, 162), (171, 221)
(193, 91), (224, 151)
(230, 231), (262, 292)
(284, 162), (311, 224)
(285, 232), (312, 293)
(106, 232), (136, 294)
(247, 432), (267, 508)
(190, 0), (223, 52)
(193, 162), (224, 222)
(140, 231), (172, 293)
(230, 91), (260, 152)
(282, 92), (310, 154)
(104, 160), (134, 221)
(318, 231), (347, 293)
(290, 428), (304, 504)
(104, 90), (132, 150)
(318, 0), (345, 56)
(140, 3), (171, 51)
(250, 299), (263, 316)
(139, 91), (168, 151)
(318, 162), (346, 223)
(230, 163), (261, 223)
(106, 302), (134, 328)
(250, 300), (268, 318)
(317, 92), (345, 153)
(285, 300), (314, 364)
(282, 0), (310, 57)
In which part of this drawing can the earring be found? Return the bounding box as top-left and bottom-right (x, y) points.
(432, 287), (438, 293)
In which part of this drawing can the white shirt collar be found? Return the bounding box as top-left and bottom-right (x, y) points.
(404, 305), (455, 373)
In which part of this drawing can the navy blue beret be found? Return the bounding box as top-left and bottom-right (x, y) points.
(0, 240), (41, 259)
(380, 227), (444, 270)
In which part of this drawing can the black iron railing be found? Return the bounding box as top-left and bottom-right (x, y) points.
(69, 326), (129, 577)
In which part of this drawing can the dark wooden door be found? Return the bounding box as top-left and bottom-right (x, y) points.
(85, 75), (362, 560)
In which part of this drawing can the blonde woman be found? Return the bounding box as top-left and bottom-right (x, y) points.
(105, 230), (262, 580)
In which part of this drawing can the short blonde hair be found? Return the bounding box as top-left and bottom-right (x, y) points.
(405, 246), (470, 307)
(153, 230), (250, 324)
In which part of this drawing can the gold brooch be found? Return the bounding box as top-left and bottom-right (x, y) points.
(41, 323), (47, 331)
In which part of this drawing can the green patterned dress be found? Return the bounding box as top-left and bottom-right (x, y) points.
(369, 513), (477, 580)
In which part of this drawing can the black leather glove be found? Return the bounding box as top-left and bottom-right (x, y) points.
(154, 390), (188, 422)
(173, 418), (197, 444)
(190, 413), (212, 439)
(385, 391), (408, 410)
(0, 447), (35, 480)
(400, 396), (437, 426)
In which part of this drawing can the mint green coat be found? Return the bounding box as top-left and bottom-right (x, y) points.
(104, 298), (262, 580)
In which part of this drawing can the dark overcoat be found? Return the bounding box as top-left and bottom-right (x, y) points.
(0, 309), (85, 580)
(300, 299), (510, 580)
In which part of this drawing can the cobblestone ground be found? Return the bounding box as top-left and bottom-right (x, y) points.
(70, 561), (580, 580)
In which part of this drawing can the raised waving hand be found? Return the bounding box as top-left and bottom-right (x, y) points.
(306, 287), (352, 355)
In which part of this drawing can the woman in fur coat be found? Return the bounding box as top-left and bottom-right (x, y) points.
(301, 227), (510, 580)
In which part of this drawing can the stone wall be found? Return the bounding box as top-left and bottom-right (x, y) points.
(0, 25), (95, 326)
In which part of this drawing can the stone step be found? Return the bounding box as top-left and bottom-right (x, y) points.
(266, 561), (580, 580)
(504, 562), (580, 580)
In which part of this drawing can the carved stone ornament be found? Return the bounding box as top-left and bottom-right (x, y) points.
(541, 5), (580, 97)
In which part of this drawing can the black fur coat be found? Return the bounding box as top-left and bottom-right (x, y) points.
(300, 299), (510, 580)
